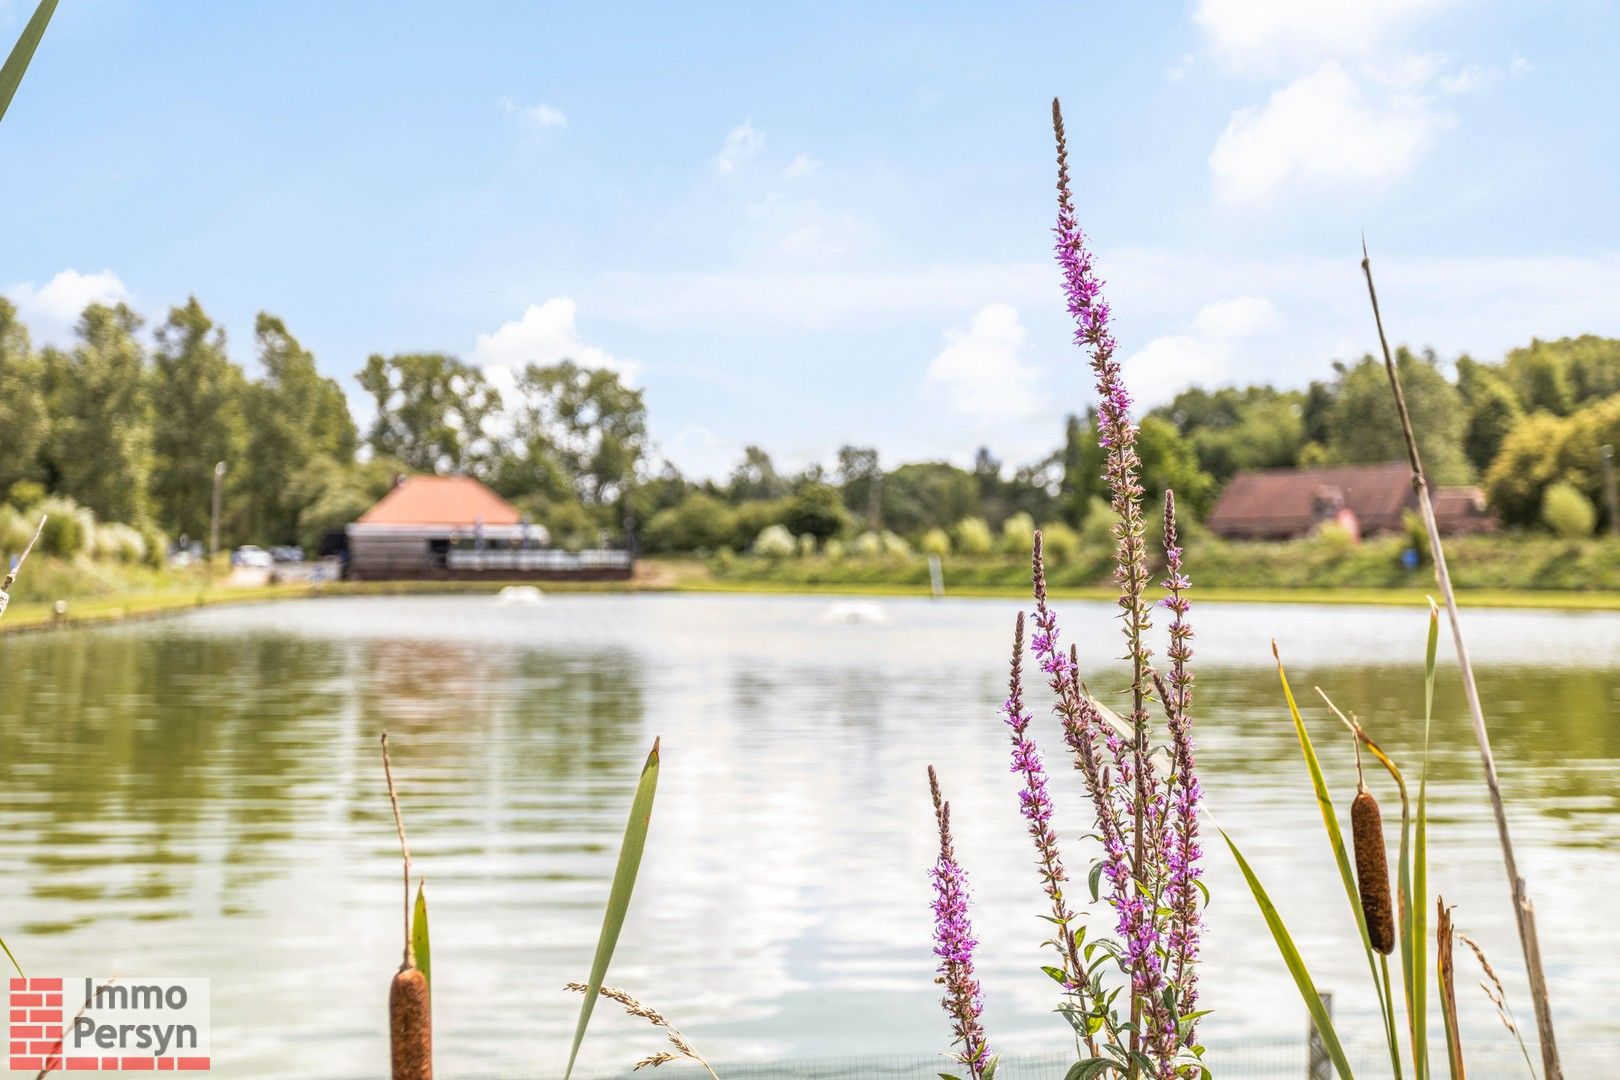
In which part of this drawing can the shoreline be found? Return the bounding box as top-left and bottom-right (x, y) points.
(5, 566), (1620, 637)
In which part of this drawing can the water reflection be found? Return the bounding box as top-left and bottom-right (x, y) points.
(0, 594), (1614, 1076)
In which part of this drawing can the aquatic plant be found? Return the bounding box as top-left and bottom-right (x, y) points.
(924, 99), (1207, 1080)
(927, 765), (994, 1080)
(381, 733), (433, 1080)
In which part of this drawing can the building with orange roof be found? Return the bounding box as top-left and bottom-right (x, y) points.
(344, 475), (631, 581)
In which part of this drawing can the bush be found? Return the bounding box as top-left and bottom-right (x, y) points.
(952, 516), (994, 556)
(919, 527), (952, 557)
(880, 530), (911, 557)
(851, 531), (883, 558)
(1310, 521), (1358, 557)
(643, 493), (736, 554)
(5, 480), (45, 511)
(1080, 496), (1114, 553)
(31, 494), (93, 557)
(1542, 481), (1597, 539)
(1040, 522), (1082, 563)
(797, 532), (818, 557)
(1000, 512), (1036, 555)
(0, 504), (31, 555)
(751, 524), (797, 559)
(91, 522), (148, 564)
(823, 538), (846, 561)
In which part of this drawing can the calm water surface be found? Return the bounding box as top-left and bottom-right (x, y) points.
(1, 594), (1616, 1077)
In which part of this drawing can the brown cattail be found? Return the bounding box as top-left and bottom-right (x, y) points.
(389, 966), (432, 1080)
(1352, 788), (1396, 954)
(382, 733), (432, 1079)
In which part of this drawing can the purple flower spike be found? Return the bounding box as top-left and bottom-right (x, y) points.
(927, 766), (993, 1079)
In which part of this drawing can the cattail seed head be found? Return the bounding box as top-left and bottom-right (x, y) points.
(1352, 789), (1396, 954)
(390, 965), (432, 1080)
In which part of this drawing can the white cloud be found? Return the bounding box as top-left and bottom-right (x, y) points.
(1123, 295), (1280, 406)
(922, 303), (1044, 425)
(470, 297), (639, 382)
(715, 122), (765, 175)
(783, 152), (822, 179)
(1194, 294), (1278, 338)
(1209, 62), (1444, 203)
(500, 98), (568, 129)
(1195, 0), (1455, 68)
(8, 269), (129, 340)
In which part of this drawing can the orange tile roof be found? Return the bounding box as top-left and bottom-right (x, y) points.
(356, 475), (522, 527)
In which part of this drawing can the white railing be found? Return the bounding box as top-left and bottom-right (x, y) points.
(445, 548), (632, 573)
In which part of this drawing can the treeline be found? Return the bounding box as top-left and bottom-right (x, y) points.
(3, 291), (1617, 565)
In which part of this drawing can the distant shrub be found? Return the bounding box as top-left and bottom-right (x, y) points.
(823, 538), (846, 561)
(644, 493), (736, 553)
(5, 480), (45, 511)
(1000, 512), (1037, 555)
(952, 516), (994, 556)
(1039, 522), (1082, 563)
(32, 495), (93, 557)
(0, 504), (31, 555)
(783, 484), (852, 543)
(797, 532), (818, 557)
(1080, 496), (1114, 552)
(1542, 481), (1597, 539)
(919, 527), (952, 557)
(851, 531), (883, 558)
(751, 524), (797, 559)
(92, 522), (148, 563)
(1311, 520), (1358, 557)
(880, 530), (911, 557)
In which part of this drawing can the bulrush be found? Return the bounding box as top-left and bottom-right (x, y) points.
(1352, 784), (1396, 956)
(381, 733), (432, 1080)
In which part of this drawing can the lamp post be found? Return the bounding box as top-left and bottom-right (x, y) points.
(210, 460), (227, 572)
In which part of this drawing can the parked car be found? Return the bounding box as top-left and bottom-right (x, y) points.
(232, 545), (273, 568)
(269, 546), (304, 563)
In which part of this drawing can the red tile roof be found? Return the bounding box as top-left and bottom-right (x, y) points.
(356, 475), (522, 527)
(1207, 462), (1414, 539)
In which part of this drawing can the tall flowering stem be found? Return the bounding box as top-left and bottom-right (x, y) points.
(1001, 611), (1098, 1055)
(1159, 492), (1203, 1055)
(928, 766), (993, 1079)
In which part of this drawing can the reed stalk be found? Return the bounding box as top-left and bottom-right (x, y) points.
(1360, 243), (1562, 1079)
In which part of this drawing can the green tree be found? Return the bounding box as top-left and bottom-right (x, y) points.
(358, 352), (500, 473)
(500, 361), (647, 511)
(1136, 415), (1217, 517)
(643, 492), (736, 553)
(0, 298), (47, 495)
(727, 445), (788, 502)
(148, 298), (248, 541)
(881, 462), (978, 535)
(1455, 356), (1524, 473)
(1484, 412), (1571, 526)
(1151, 386), (1305, 483)
(1059, 411), (1103, 525)
(835, 445), (882, 528)
(241, 314), (358, 543)
(781, 483), (851, 542)
(48, 303), (152, 524)
(1322, 350), (1471, 485)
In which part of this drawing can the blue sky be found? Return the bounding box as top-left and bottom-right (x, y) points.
(4, 1), (1618, 478)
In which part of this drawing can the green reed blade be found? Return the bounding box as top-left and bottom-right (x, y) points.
(0, 0), (59, 126)
(1410, 603), (1440, 1080)
(411, 880), (431, 993)
(564, 737), (661, 1080)
(0, 932), (21, 978)
(1222, 829), (1356, 1080)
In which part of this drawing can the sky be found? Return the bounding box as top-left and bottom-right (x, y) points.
(4, 0), (1619, 479)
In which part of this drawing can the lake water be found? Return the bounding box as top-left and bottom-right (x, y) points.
(0, 593), (1615, 1077)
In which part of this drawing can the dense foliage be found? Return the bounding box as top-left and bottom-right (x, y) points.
(3, 291), (1618, 560)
